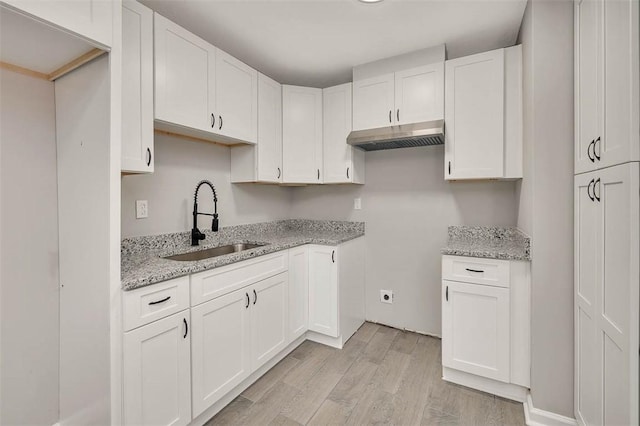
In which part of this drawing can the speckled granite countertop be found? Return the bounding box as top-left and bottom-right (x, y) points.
(122, 219), (364, 291)
(441, 226), (531, 261)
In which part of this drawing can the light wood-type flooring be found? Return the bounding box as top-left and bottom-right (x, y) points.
(206, 322), (525, 426)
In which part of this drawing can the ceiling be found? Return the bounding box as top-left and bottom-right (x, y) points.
(141, 0), (527, 88)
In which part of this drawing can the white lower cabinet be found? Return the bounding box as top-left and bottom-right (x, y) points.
(191, 271), (289, 419)
(250, 273), (289, 371)
(288, 246), (309, 340)
(308, 246), (339, 337)
(442, 280), (510, 382)
(123, 311), (192, 426)
(190, 287), (252, 418)
(441, 255), (530, 401)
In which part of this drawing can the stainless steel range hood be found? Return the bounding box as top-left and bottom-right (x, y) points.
(347, 119), (445, 151)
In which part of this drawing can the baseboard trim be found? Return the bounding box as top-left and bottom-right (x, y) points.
(524, 393), (578, 426)
(443, 367), (528, 403)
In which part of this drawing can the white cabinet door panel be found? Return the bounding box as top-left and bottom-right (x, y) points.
(250, 273), (288, 371)
(257, 73), (283, 182)
(308, 246), (339, 337)
(282, 85), (323, 183)
(395, 63), (444, 125)
(352, 73), (395, 131)
(323, 83), (353, 183)
(216, 49), (257, 143)
(442, 280), (510, 383)
(191, 288), (251, 418)
(123, 311), (191, 426)
(288, 246), (309, 341)
(154, 13), (216, 133)
(445, 49), (504, 179)
(122, 0), (154, 173)
(575, 0), (601, 174)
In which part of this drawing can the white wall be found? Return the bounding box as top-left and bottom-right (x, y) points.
(0, 69), (59, 425)
(516, 0), (575, 418)
(121, 133), (293, 237)
(291, 146), (518, 335)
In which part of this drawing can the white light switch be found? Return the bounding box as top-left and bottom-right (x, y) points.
(354, 198), (362, 210)
(136, 200), (148, 219)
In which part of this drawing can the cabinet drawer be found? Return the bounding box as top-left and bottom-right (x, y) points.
(123, 276), (190, 331)
(442, 255), (510, 288)
(191, 251), (288, 306)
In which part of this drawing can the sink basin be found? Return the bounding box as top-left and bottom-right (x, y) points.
(163, 243), (266, 262)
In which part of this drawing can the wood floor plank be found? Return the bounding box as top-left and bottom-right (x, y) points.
(268, 414), (303, 426)
(282, 343), (334, 389)
(421, 405), (461, 425)
(280, 370), (343, 424)
(242, 356), (300, 402)
(390, 329), (420, 354)
(205, 395), (253, 426)
(359, 325), (399, 365)
(496, 396), (526, 425)
(371, 349), (411, 394)
(344, 384), (394, 425)
(239, 382), (300, 425)
(350, 321), (380, 343)
(327, 359), (378, 408)
(318, 337), (367, 376)
(307, 399), (352, 426)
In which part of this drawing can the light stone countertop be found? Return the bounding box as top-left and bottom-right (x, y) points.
(441, 226), (531, 261)
(121, 219), (365, 291)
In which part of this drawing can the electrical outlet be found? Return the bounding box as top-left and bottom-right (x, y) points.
(136, 200), (148, 219)
(380, 290), (393, 304)
(354, 198), (362, 210)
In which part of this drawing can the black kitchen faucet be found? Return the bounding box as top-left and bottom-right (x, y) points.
(191, 180), (218, 246)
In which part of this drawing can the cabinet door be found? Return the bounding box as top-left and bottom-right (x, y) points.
(323, 83), (353, 183)
(574, 172), (601, 425)
(257, 73), (283, 182)
(282, 85), (323, 183)
(121, 0), (154, 173)
(442, 280), (510, 382)
(595, 163), (639, 426)
(216, 49), (258, 143)
(575, 0), (601, 174)
(288, 246), (309, 341)
(601, 0), (639, 169)
(445, 49), (504, 179)
(3, 0), (112, 47)
(191, 288), (251, 418)
(250, 273), (288, 371)
(154, 13), (216, 134)
(394, 63), (444, 125)
(352, 73), (395, 131)
(308, 246), (339, 337)
(123, 311), (191, 426)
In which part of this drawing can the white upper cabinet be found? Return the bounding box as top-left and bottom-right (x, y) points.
(154, 13), (216, 134)
(323, 83), (365, 184)
(215, 49), (258, 144)
(394, 63), (444, 125)
(352, 73), (395, 131)
(282, 85), (323, 183)
(575, 0), (639, 174)
(230, 73), (282, 183)
(153, 13), (258, 145)
(444, 46), (522, 180)
(121, 0), (154, 174)
(3, 0), (113, 47)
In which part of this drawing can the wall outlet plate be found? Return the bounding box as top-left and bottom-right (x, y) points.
(380, 289), (393, 304)
(135, 200), (148, 219)
(354, 198), (362, 210)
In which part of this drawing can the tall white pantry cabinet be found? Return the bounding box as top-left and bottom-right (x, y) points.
(573, 0), (639, 425)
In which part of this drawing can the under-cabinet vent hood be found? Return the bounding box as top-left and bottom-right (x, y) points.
(347, 119), (445, 151)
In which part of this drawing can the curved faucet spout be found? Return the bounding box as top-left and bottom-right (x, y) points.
(192, 180), (219, 246)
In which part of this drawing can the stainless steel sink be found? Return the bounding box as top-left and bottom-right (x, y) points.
(163, 243), (266, 262)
